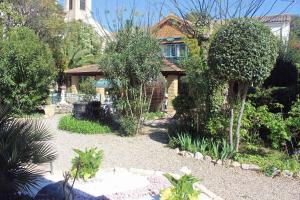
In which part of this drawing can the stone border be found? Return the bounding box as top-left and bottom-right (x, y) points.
(99, 167), (224, 200)
(175, 148), (299, 179)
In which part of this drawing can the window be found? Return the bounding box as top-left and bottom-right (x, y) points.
(80, 0), (86, 10)
(69, 0), (73, 10)
(161, 43), (187, 62)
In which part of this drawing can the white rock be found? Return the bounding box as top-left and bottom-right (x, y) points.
(249, 164), (261, 171)
(204, 155), (212, 161)
(231, 161), (241, 167)
(283, 170), (293, 178)
(272, 169), (281, 177)
(241, 164), (261, 171)
(216, 160), (223, 165)
(180, 166), (192, 175)
(194, 152), (204, 160)
(175, 148), (180, 154)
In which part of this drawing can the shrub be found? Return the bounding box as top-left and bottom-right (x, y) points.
(264, 58), (298, 87)
(101, 25), (162, 135)
(79, 77), (96, 101)
(59, 115), (112, 134)
(208, 18), (278, 151)
(172, 95), (197, 134)
(235, 148), (300, 174)
(0, 27), (55, 114)
(0, 106), (56, 195)
(71, 148), (103, 181)
(160, 174), (200, 200)
(119, 116), (138, 136)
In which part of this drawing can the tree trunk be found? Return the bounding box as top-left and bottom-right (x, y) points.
(229, 108), (234, 148)
(235, 83), (249, 152)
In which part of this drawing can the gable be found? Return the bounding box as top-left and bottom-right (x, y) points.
(152, 15), (193, 40)
(154, 22), (188, 39)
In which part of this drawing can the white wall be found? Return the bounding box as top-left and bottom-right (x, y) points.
(265, 21), (290, 44)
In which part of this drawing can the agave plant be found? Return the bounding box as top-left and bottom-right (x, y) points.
(0, 106), (56, 196)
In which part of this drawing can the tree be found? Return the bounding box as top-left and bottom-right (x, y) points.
(0, 106), (56, 196)
(3, 0), (65, 42)
(208, 19), (278, 151)
(62, 21), (102, 69)
(0, 27), (55, 114)
(288, 15), (300, 64)
(100, 24), (162, 136)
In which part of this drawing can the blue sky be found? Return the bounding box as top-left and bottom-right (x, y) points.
(58, 0), (300, 28)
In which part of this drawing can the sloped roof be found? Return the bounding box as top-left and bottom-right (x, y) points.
(161, 59), (185, 76)
(256, 14), (292, 23)
(65, 60), (185, 76)
(65, 64), (102, 76)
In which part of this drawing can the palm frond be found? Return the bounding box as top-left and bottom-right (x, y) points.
(0, 105), (56, 195)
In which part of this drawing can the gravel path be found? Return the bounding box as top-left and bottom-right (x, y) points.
(43, 115), (300, 200)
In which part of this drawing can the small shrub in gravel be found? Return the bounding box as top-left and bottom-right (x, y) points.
(71, 148), (103, 181)
(59, 115), (112, 134)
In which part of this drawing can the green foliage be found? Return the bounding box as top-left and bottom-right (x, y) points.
(236, 147), (300, 174)
(288, 15), (300, 64)
(71, 148), (103, 181)
(101, 24), (162, 135)
(169, 133), (236, 160)
(249, 86), (300, 114)
(160, 174), (200, 200)
(143, 112), (165, 120)
(59, 115), (112, 134)
(119, 116), (138, 136)
(0, 27), (55, 114)
(79, 77), (96, 101)
(63, 21), (102, 69)
(287, 98), (300, 136)
(0, 106), (56, 195)
(208, 19), (278, 85)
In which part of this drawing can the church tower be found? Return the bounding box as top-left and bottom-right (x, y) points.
(64, 0), (92, 21)
(64, 0), (109, 37)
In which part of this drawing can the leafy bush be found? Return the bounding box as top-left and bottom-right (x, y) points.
(264, 58), (298, 87)
(71, 148), (103, 181)
(59, 115), (112, 134)
(0, 106), (56, 195)
(79, 77), (96, 101)
(0, 27), (55, 114)
(144, 112), (165, 120)
(160, 174), (200, 200)
(235, 147), (300, 174)
(101, 25), (162, 135)
(208, 18), (278, 151)
(172, 95), (197, 134)
(249, 86), (300, 114)
(119, 116), (139, 136)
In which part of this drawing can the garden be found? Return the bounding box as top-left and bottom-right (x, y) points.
(0, 0), (300, 200)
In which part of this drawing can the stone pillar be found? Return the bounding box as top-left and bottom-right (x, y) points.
(95, 76), (106, 103)
(166, 75), (179, 113)
(71, 76), (79, 94)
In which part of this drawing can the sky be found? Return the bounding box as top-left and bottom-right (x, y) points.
(58, 0), (300, 28)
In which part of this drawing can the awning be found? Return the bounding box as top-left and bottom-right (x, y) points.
(95, 79), (112, 88)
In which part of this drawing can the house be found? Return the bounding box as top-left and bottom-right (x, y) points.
(63, 1), (292, 113)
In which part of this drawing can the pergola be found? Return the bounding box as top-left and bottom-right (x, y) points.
(64, 60), (185, 113)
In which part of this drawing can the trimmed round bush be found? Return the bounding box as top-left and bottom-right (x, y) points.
(208, 19), (278, 85)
